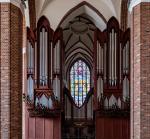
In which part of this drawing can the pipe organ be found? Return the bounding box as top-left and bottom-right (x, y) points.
(95, 17), (130, 111)
(25, 17), (63, 117)
(25, 16), (130, 139)
(39, 28), (48, 86)
(27, 28), (35, 102)
(97, 41), (103, 75)
(34, 17), (55, 110)
(122, 30), (130, 101)
(53, 29), (63, 101)
(25, 16), (130, 119)
(53, 40), (61, 101)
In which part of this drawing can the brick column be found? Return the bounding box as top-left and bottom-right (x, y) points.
(130, 1), (150, 139)
(0, 3), (11, 139)
(28, 0), (36, 30)
(0, 2), (24, 139)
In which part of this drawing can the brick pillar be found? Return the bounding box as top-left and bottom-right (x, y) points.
(120, 0), (129, 31)
(0, 3), (11, 139)
(28, 0), (36, 30)
(130, 1), (150, 139)
(0, 2), (24, 139)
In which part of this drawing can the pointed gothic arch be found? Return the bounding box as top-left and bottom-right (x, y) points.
(57, 1), (107, 29)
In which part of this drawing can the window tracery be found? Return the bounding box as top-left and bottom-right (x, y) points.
(70, 60), (91, 107)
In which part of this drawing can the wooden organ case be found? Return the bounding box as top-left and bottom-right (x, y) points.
(24, 16), (63, 139)
(94, 17), (130, 139)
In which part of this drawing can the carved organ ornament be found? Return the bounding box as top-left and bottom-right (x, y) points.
(25, 16), (130, 117)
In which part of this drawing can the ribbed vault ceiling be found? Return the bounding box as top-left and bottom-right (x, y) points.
(35, 0), (122, 30)
(64, 14), (95, 72)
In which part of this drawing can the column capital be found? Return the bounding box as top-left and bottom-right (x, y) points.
(129, 0), (150, 12)
(0, 0), (25, 14)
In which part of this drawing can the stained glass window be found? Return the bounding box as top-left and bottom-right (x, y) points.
(70, 60), (90, 107)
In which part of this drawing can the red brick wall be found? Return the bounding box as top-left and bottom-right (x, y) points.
(140, 3), (150, 139)
(130, 2), (150, 139)
(28, 0), (36, 30)
(0, 3), (23, 139)
(0, 4), (11, 139)
(22, 14), (27, 139)
(120, 0), (129, 31)
(10, 4), (23, 139)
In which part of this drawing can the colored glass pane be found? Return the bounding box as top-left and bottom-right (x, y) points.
(70, 60), (90, 107)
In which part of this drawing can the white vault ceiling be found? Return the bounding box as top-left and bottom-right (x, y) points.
(35, 0), (122, 30)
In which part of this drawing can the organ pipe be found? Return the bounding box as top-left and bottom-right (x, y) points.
(97, 41), (104, 75)
(54, 43), (56, 73)
(53, 75), (60, 100)
(120, 43), (122, 84)
(123, 76), (129, 100)
(108, 29), (118, 86)
(54, 40), (60, 73)
(48, 98), (53, 108)
(27, 76), (34, 100)
(97, 77), (103, 100)
(27, 41), (30, 70)
(109, 32), (112, 85)
(101, 47), (103, 73)
(114, 32), (117, 85)
(45, 31), (48, 85)
(123, 46), (125, 74)
(104, 43), (107, 83)
(40, 31), (42, 85)
(126, 41), (129, 74)
(97, 41), (99, 73)
(39, 95), (48, 107)
(104, 98), (108, 108)
(35, 42), (37, 80)
(27, 41), (34, 73)
(42, 28), (45, 82)
(111, 29), (114, 86)
(97, 77), (100, 99)
(99, 44), (101, 73)
(57, 40), (60, 72)
(123, 41), (129, 75)
(39, 28), (48, 86)
(50, 42), (53, 84)
(117, 98), (121, 108)
(109, 95), (117, 107)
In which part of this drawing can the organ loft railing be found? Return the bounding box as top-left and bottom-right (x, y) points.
(94, 17), (130, 117)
